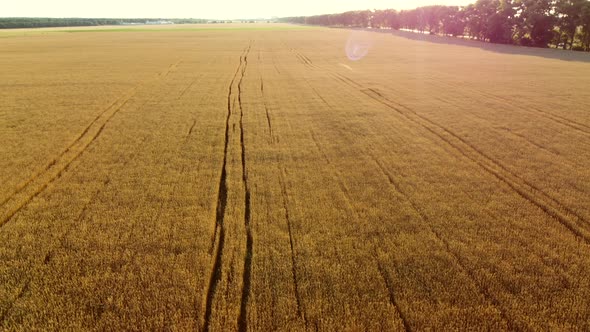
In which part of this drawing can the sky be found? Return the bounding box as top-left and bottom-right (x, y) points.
(3, 0), (473, 20)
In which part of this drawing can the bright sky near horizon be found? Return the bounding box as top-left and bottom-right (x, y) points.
(4, 0), (473, 20)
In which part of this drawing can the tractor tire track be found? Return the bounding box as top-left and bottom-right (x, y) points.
(164, 117), (204, 283)
(285, 45), (314, 70)
(94, 89), (174, 255)
(258, 55), (305, 324)
(202, 45), (250, 332)
(271, 52), (281, 75)
(433, 79), (590, 136)
(310, 130), (415, 328)
(304, 77), (334, 110)
(277, 167), (305, 323)
(473, 86), (590, 135)
(422, 92), (590, 203)
(206, 49), (246, 254)
(308, 135), (412, 329)
(322, 68), (590, 245)
(0, 90), (133, 208)
(296, 53), (313, 67)
(177, 79), (198, 101)
(527, 105), (590, 135)
(260, 78), (274, 142)
(0, 131), (151, 324)
(176, 59), (213, 101)
(368, 91), (580, 278)
(162, 60), (181, 78)
(427, 94), (590, 161)
(106, 101), (195, 286)
(300, 54), (313, 65)
(302, 76), (519, 329)
(308, 118), (457, 330)
(375, 259), (411, 332)
(2, 79), (181, 317)
(292, 48), (314, 67)
(359, 87), (590, 244)
(370, 85), (590, 214)
(300, 76), (411, 328)
(0, 61), (182, 229)
(237, 42), (253, 332)
(429, 95), (552, 152)
(188, 120), (197, 136)
(0, 280), (30, 325)
(0, 91), (135, 228)
(309, 130), (354, 205)
(368, 154), (514, 330)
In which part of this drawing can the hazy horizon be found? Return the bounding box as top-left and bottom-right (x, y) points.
(3, 0), (472, 20)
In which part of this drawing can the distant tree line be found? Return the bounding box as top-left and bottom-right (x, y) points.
(280, 0), (590, 51)
(0, 18), (209, 29)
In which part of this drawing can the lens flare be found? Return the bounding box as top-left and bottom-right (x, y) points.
(345, 31), (373, 61)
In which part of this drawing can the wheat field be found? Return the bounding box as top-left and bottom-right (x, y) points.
(1, 24), (590, 331)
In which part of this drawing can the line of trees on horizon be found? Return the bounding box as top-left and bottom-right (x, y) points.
(280, 0), (590, 51)
(0, 18), (211, 29)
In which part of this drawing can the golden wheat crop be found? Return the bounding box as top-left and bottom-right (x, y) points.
(1, 24), (590, 331)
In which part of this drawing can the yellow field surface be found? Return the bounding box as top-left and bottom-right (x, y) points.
(1, 23), (590, 330)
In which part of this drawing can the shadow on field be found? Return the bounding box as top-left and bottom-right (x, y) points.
(369, 28), (590, 63)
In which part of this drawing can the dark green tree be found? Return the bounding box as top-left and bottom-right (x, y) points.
(555, 0), (587, 49)
(440, 6), (467, 36)
(516, 0), (557, 47)
(581, 1), (590, 50)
